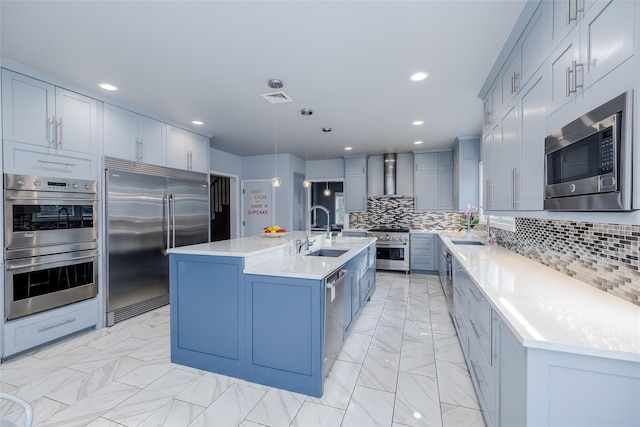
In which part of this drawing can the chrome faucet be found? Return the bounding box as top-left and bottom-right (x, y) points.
(309, 205), (331, 240)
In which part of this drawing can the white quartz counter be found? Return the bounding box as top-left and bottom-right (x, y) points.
(440, 235), (640, 363)
(168, 232), (376, 280)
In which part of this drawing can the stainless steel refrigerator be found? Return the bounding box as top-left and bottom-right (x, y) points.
(104, 158), (209, 326)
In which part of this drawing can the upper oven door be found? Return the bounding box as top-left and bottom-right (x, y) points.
(5, 189), (97, 251)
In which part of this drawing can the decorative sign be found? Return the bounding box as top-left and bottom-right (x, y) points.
(247, 188), (270, 217)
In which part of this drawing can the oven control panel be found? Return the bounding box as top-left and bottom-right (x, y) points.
(4, 174), (97, 193)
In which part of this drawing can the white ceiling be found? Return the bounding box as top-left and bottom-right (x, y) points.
(0, 0), (526, 161)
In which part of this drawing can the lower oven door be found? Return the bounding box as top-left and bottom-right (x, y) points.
(376, 242), (409, 271)
(5, 249), (98, 321)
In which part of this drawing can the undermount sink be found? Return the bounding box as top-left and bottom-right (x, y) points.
(306, 249), (349, 257)
(451, 240), (484, 246)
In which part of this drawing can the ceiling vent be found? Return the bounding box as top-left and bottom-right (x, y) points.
(260, 91), (293, 104)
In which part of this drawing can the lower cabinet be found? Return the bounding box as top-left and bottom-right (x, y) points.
(452, 258), (640, 427)
(245, 273), (324, 397)
(410, 233), (436, 273)
(170, 254), (245, 378)
(3, 298), (98, 358)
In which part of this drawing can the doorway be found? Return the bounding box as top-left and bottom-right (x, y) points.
(210, 175), (231, 242)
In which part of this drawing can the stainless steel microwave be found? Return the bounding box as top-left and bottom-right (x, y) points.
(544, 92), (633, 211)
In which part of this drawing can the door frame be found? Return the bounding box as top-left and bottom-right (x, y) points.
(211, 170), (240, 239)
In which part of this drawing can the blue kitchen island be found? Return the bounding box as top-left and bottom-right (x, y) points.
(167, 232), (376, 397)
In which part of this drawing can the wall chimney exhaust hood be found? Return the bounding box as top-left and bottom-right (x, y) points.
(382, 153), (403, 197)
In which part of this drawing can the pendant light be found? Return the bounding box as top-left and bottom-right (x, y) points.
(269, 79), (283, 188)
(301, 109), (312, 188)
(322, 127), (332, 196)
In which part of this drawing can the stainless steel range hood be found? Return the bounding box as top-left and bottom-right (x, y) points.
(382, 153), (403, 197)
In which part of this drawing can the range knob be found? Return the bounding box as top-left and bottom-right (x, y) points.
(84, 184), (91, 190)
(17, 178), (25, 186)
(33, 179), (41, 186)
(72, 183), (80, 189)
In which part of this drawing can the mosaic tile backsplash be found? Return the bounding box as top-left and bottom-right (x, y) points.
(348, 196), (465, 230)
(493, 219), (639, 306)
(349, 197), (639, 306)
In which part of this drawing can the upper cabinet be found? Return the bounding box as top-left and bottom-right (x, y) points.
(2, 69), (99, 155)
(414, 152), (453, 211)
(452, 137), (480, 211)
(344, 156), (367, 212)
(480, 0), (637, 212)
(548, 0), (635, 115)
(104, 104), (166, 166)
(166, 125), (209, 173)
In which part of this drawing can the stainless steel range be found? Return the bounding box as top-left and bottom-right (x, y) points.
(367, 227), (410, 272)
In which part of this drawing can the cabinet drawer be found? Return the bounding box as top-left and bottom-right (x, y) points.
(3, 298), (98, 357)
(468, 339), (496, 426)
(467, 287), (492, 366)
(3, 140), (97, 180)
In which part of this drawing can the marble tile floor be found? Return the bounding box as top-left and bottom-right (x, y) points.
(0, 272), (485, 427)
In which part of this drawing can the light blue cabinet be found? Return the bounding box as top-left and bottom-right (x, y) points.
(414, 152), (453, 211)
(245, 274), (324, 397)
(452, 255), (640, 427)
(410, 233), (436, 273)
(345, 156), (367, 212)
(170, 254), (245, 378)
(452, 137), (480, 211)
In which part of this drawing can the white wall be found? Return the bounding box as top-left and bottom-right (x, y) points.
(306, 159), (344, 180)
(210, 147), (242, 176)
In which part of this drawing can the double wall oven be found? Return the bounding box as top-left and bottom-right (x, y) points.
(367, 228), (410, 272)
(4, 174), (98, 321)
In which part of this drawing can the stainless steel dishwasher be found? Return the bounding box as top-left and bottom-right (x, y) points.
(324, 267), (346, 377)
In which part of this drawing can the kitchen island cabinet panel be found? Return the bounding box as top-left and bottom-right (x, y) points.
(245, 274), (324, 397)
(170, 254), (244, 378)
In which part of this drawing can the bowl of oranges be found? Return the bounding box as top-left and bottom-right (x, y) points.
(263, 225), (288, 237)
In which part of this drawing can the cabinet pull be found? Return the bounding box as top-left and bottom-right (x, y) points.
(470, 360), (486, 384)
(37, 159), (76, 167)
(512, 72), (519, 94)
(57, 117), (63, 147)
(470, 320), (484, 338)
(49, 116), (56, 146)
(567, 60), (584, 96)
(512, 168), (517, 210)
(566, 66), (572, 97)
(38, 317), (76, 332)
(568, 0), (583, 24)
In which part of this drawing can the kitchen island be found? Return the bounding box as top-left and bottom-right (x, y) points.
(167, 232), (376, 397)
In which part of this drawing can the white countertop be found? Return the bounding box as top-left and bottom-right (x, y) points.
(168, 232), (376, 280)
(441, 235), (640, 363)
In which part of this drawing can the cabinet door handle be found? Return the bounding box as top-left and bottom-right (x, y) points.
(566, 0), (572, 24)
(572, 60), (583, 93)
(49, 116), (56, 146)
(566, 66), (572, 97)
(39, 318), (76, 332)
(57, 117), (62, 147)
(470, 320), (484, 338)
(512, 168), (517, 210)
(36, 159), (76, 167)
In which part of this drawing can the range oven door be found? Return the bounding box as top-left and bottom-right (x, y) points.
(5, 189), (97, 250)
(5, 248), (98, 321)
(375, 242), (409, 271)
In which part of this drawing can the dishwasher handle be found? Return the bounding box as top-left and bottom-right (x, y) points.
(326, 269), (347, 289)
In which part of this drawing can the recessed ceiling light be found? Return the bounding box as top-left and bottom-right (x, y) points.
(98, 83), (118, 91)
(192, 120), (204, 125)
(412, 120), (424, 126)
(414, 140), (423, 145)
(410, 72), (429, 81)
(344, 147), (353, 151)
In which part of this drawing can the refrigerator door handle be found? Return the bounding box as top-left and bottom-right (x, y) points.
(164, 194), (170, 255)
(171, 194), (176, 248)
